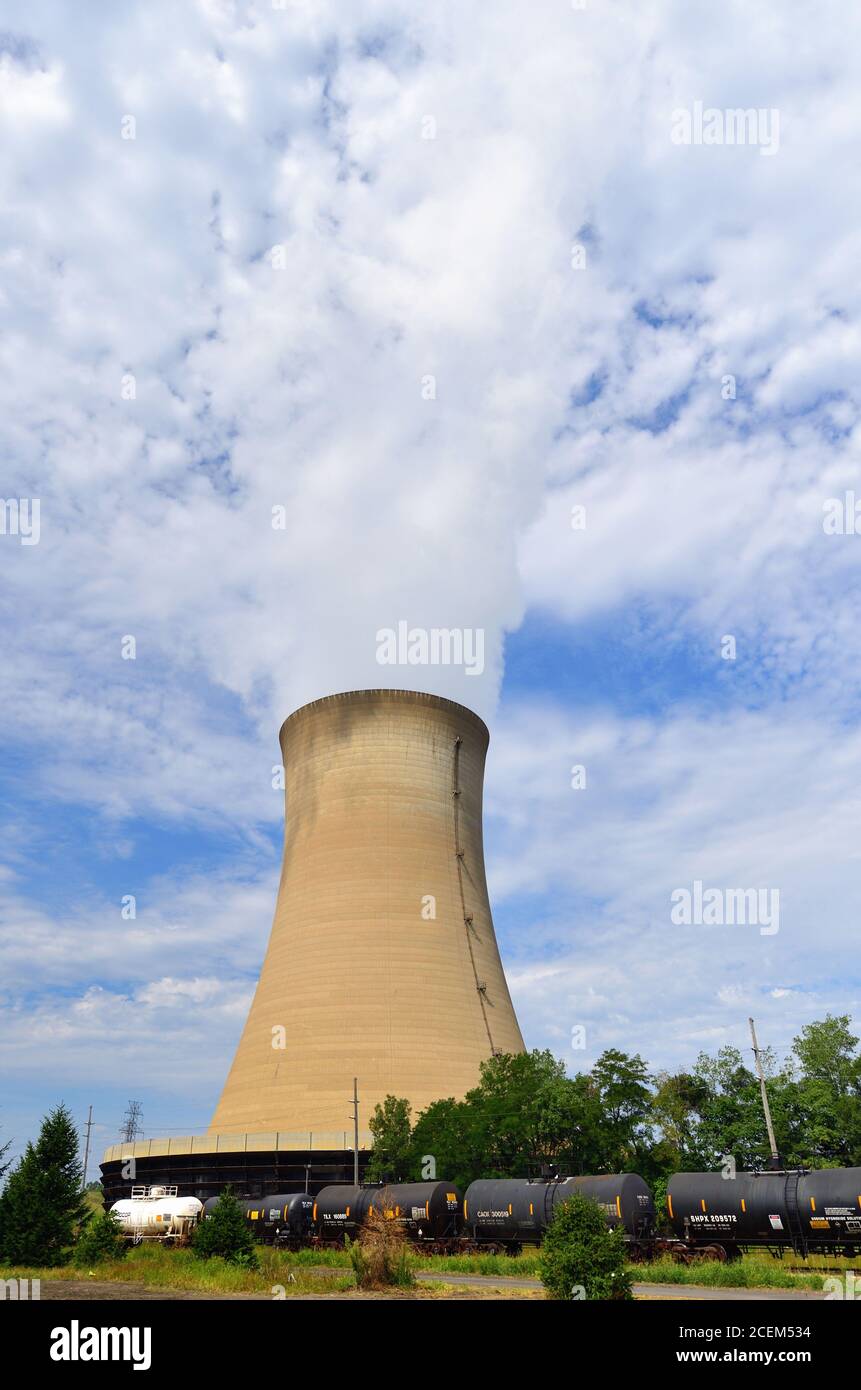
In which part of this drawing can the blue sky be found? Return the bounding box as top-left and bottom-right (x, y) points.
(1, 0), (859, 1169)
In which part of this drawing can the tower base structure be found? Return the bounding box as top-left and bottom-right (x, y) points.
(99, 1131), (373, 1206)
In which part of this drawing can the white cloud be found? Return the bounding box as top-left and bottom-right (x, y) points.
(486, 699), (861, 1070)
(0, 0), (853, 779)
(0, 0), (858, 1127)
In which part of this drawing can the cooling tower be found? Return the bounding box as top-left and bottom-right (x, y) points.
(210, 689), (524, 1136)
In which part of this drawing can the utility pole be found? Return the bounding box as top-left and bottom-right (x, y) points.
(349, 1078), (359, 1185)
(749, 1018), (779, 1165)
(81, 1106), (94, 1191)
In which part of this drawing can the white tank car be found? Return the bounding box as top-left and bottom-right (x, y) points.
(110, 1186), (203, 1241)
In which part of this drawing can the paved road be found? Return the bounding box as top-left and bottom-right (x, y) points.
(413, 1271), (828, 1301)
(631, 1283), (826, 1302)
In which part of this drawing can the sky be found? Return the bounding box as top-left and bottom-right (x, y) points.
(1, 0), (859, 1170)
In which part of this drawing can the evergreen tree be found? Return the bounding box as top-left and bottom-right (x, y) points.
(539, 1190), (632, 1300)
(192, 1190), (258, 1267)
(0, 1120), (12, 1256)
(0, 1104), (87, 1266)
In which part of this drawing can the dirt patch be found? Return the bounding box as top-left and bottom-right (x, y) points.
(35, 1278), (539, 1302)
(35, 1280), (271, 1301)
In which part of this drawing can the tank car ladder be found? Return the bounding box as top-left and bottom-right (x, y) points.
(784, 1171), (807, 1257)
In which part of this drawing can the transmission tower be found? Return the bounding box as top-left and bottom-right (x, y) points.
(120, 1100), (143, 1143)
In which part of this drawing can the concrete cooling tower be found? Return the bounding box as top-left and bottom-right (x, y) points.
(210, 689), (524, 1136)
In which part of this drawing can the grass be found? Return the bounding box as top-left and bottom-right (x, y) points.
(0, 1243), (354, 1297)
(5, 1239), (854, 1297)
(414, 1250), (542, 1277)
(263, 1246), (353, 1268)
(628, 1252), (828, 1290)
(263, 1244), (836, 1290)
(773, 1249), (860, 1271)
(267, 1244), (837, 1289)
(413, 1281), (544, 1300)
(263, 1246), (542, 1278)
(82, 1188), (104, 1217)
(0, 1244), (541, 1300)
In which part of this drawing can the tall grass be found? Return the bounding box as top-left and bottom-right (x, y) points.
(0, 1242), (353, 1297)
(629, 1255), (824, 1290)
(414, 1251), (542, 1277)
(6, 1236), (852, 1295)
(346, 1208), (415, 1290)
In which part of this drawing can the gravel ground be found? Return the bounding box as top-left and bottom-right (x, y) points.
(28, 1274), (829, 1302)
(31, 1278), (533, 1301)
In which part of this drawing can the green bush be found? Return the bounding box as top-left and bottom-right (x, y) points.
(539, 1191), (633, 1300)
(72, 1210), (128, 1267)
(192, 1192), (258, 1269)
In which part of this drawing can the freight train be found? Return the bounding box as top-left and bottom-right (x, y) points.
(667, 1167), (861, 1259)
(113, 1166), (861, 1260)
(462, 1174), (656, 1256)
(201, 1192), (314, 1245)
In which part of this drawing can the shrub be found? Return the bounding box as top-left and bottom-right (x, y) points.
(539, 1191), (633, 1300)
(346, 1203), (414, 1290)
(192, 1191), (258, 1269)
(72, 1210), (128, 1267)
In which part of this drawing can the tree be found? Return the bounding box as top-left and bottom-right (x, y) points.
(408, 1097), (483, 1189)
(790, 1015), (861, 1165)
(367, 1096), (412, 1181)
(539, 1191), (632, 1301)
(688, 1046), (776, 1169)
(589, 1049), (653, 1170)
(532, 1071), (606, 1174)
(192, 1191), (258, 1268)
(793, 1015), (859, 1092)
(72, 1210), (127, 1267)
(0, 1120), (11, 1256)
(0, 1120), (11, 1185)
(463, 1050), (574, 1176)
(649, 1071), (709, 1171)
(335, 1017), (860, 1196)
(0, 1104), (88, 1266)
